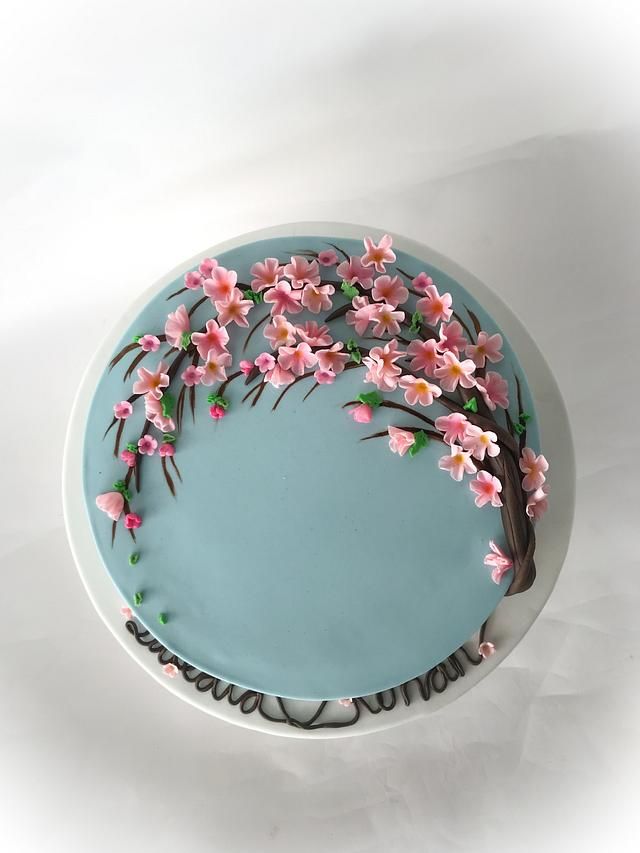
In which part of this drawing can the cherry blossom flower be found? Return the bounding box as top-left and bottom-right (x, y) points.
(283, 256), (321, 289)
(96, 491), (124, 522)
(433, 351), (476, 392)
(462, 424), (500, 461)
(191, 319), (229, 360)
(336, 255), (374, 289)
(301, 282), (335, 314)
(470, 471), (503, 508)
(239, 359), (255, 376)
(412, 272), (434, 294)
(250, 258), (283, 292)
(475, 371), (509, 410)
(349, 403), (373, 423)
(362, 339), (405, 392)
(406, 338), (440, 377)
(526, 484), (549, 520)
(121, 605), (134, 619)
(203, 266), (238, 303)
(181, 365), (205, 386)
(361, 234), (396, 273)
(163, 663), (179, 678)
(215, 288), (253, 327)
(264, 315), (296, 350)
(371, 274), (409, 307)
(437, 320), (468, 355)
(519, 447), (549, 491)
(277, 342), (317, 376)
(438, 445), (477, 481)
(484, 541), (513, 584)
(478, 642), (496, 658)
(124, 512), (142, 530)
(164, 304), (190, 348)
(159, 443), (175, 457)
(138, 434), (158, 456)
(255, 352), (276, 373)
(209, 404), (226, 419)
(314, 369), (336, 384)
(416, 285), (453, 326)
(316, 342), (349, 375)
(466, 331), (504, 368)
(263, 281), (303, 316)
(265, 363), (295, 388)
(318, 249), (338, 266)
(295, 321), (333, 347)
(199, 257), (218, 277)
(388, 426), (416, 457)
(133, 361), (170, 400)
(398, 375), (441, 406)
(114, 401), (133, 419)
(138, 334), (161, 352)
(120, 449), (136, 467)
(435, 412), (469, 445)
(184, 270), (204, 290)
(346, 295), (377, 335)
(144, 395), (175, 432)
(200, 349), (232, 385)
(371, 304), (405, 336)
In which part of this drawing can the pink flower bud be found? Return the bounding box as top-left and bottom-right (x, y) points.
(209, 404), (226, 420)
(349, 403), (373, 424)
(239, 359), (255, 376)
(124, 512), (142, 530)
(184, 270), (204, 289)
(478, 641), (496, 659)
(159, 443), (175, 457)
(120, 449), (137, 467)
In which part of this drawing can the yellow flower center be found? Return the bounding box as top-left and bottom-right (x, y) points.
(451, 364), (462, 376)
(453, 453), (465, 465)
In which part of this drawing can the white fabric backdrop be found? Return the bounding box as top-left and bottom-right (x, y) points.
(1, 1), (639, 850)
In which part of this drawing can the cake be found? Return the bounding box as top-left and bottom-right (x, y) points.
(84, 231), (549, 730)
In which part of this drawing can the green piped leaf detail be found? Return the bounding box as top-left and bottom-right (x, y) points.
(128, 552), (140, 566)
(350, 349), (362, 364)
(520, 412), (532, 423)
(346, 339), (359, 352)
(341, 281), (359, 299)
(112, 480), (131, 500)
(514, 422), (525, 435)
(207, 394), (229, 409)
(126, 442), (138, 453)
(162, 433), (176, 444)
(161, 393), (175, 418)
(463, 397), (478, 413)
(356, 391), (383, 408)
(134, 591), (143, 606)
(245, 289), (263, 304)
(157, 612), (168, 625)
(408, 430), (429, 457)
(410, 310), (423, 333)
(132, 335), (142, 343)
(180, 332), (192, 350)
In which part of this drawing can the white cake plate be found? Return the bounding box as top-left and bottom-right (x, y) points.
(62, 221), (574, 738)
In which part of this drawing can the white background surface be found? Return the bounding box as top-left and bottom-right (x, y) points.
(1, 1), (638, 850)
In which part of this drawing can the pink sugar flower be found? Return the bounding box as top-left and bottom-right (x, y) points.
(318, 249), (338, 266)
(416, 285), (453, 326)
(159, 443), (175, 457)
(434, 351), (476, 392)
(361, 234), (396, 273)
(121, 605), (134, 620)
(144, 395), (175, 432)
(255, 352), (276, 373)
(314, 369), (336, 384)
(316, 342), (349, 375)
(215, 288), (253, 327)
(371, 274), (409, 307)
(519, 447), (549, 492)
(388, 426), (416, 457)
(346, 295), (376, 336)
(124, 512), (142, 530)
(278, 342), (317, 376)
(412, 272), (434, 294)
(191, 319), (229, 360)
(526, 484), (549, 520)
(406, 338), (440, 377)
(198, 257), (218, 277)
(184, 270), (204, 290)
(209, 404), (226, 419)
(338, 697), (353, 707)
(336, 255), (374, 289)
(438, 445), (477, 481)
(398, 375), (441, 407)
(475, 371), (509, 411)
(263, 281), (303, 316)
(164, 304), (190, 349)
(349, 403), (373, 423)
(138, 434), (158, 456)
(250, 257), (283, 292)
(133, 361), (170, 400)
(470, 471), (503, 508)
(371, 303), (405, 336)
(265, 363), (295, 388)
(295, 321), (333, 347)
(203, 266), (238, 303)
(114, 400), (133, 419)
(362, 339), (405, 392)
(138, 334), (160, 353)
(435, 412), (469, 445)
(484, 541), (513, 584)
(466, 331), (504, 368)
(163, 663), (179, 678)
(462, 425), (500, 461)
(478, 642), (496, 659)
(437, 320), (468, 355)
(201, 349), (232, 385)
(181, 364), (205, 387)
(96, 491), (124, 522)
(239, 359), (255, 376)
(301, 282), (335, 314)
(120, 449), (137, 467)
(264, 315), (296, 350)
(283, 256), (321, 289)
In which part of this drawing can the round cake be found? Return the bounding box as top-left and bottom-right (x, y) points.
(82, 229), (550, 726)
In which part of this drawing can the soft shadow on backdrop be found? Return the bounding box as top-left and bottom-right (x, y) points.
(1, 1), (638, 851)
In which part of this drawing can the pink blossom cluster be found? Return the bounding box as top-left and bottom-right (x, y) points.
(519, 447), (550, 520)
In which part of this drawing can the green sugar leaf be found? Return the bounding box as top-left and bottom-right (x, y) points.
(157, 612), (168, 625)
(180, 332), (192, 350)
(128, 552), (140, 566)
(161, 393), (175, 418)
(513, 422), (525, 436)
(356, 391), (383, 408)
(408, 430), (429, 457)
(341, 281), (359, 299)
(245, 289), (263, 304)
(162, 433), (176, 444)
(410, 310), (423, 333)
(132, 335), (142, 343)
(520, 412), (532, 423)
(207, 394), (229, 409)
(350, 349), (362, 364)
(126, 442), (138, 453)
(463, 397), (478, 413)
(346, 339), (358, 352)
(134, 591), (143, 606)
(113, 480), (127, 493)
